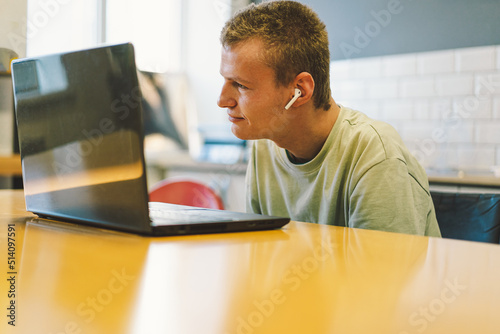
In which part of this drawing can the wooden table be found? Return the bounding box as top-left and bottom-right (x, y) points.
(1, 190), (500, 334)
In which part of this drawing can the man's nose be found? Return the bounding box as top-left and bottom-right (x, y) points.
(217, 83), (237, 109)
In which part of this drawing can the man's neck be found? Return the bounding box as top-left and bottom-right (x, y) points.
(280, 98), (341, 164)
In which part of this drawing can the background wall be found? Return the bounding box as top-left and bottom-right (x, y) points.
(0, 0), (27, 59)
(184, 0), (250, 139)
(0, 0), (27, 188)
(331, 44), (500, 174)
(0, 0), (27, 156)
(250, 0), (500, 175)
(299, 0), (500, 60)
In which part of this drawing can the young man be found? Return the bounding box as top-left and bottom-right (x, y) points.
(217, 1), (441, 237)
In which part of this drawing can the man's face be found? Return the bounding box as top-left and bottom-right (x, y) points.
(218, 39), (291, 142)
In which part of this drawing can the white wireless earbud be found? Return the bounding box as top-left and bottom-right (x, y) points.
(284, 88), (302, 110)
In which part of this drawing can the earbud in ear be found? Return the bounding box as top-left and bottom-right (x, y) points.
(284, 88), (302, 110)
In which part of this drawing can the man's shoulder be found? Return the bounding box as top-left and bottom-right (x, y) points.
(337, 106), (407, 160)
(339, 106), (397, 139)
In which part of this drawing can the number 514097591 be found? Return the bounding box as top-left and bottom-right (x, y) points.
(7, 224), (15, 270)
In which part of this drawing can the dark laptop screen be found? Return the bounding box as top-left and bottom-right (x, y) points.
(12, 44), (152, 233)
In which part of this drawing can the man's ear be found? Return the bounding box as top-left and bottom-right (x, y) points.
(291, 72), (314, 108)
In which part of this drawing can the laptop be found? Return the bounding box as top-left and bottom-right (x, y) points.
(11, 43), (290, 236)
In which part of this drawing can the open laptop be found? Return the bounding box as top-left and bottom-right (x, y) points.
(11, 43), (290, 236)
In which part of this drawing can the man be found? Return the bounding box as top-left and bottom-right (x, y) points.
(217, 0), (441, 237)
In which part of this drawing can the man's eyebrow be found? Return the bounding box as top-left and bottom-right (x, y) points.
(220, 72), (252, 85)
(232, 76), (252, 85)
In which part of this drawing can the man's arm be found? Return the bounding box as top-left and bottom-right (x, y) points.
(348, 158), (440, 236)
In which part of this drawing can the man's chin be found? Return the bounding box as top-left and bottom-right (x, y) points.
(230, 124), (275, 141)
(230, 126), (249, 140)
(230, 125), (258, 141)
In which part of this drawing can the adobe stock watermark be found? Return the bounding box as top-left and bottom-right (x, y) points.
(339, 0), (406, 59)
(8, 0), (73, 52)
(411, 74), (500, 165)
(52, 86), (142, 178)
(47, 267), (135, 334)
(399, 277), (467, 334)
(226, 236), (336, 334)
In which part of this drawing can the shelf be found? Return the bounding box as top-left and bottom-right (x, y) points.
(0, 154), (22, 176)
(428, 174), (500, 188)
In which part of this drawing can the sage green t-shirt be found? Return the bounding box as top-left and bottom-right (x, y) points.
(246, 106), (441, 237)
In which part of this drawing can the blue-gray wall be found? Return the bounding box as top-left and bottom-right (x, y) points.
(256, 0), (500, 60)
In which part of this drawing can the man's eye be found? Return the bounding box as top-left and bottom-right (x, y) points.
(234, 82), (248, 90)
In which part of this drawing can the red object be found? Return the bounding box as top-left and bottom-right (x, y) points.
(149, 179), (224, 210)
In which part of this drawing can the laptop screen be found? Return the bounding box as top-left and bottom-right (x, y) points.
(12, 44), (153, 233)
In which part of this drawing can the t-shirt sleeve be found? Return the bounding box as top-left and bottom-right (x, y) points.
(348, 157), (439, 236)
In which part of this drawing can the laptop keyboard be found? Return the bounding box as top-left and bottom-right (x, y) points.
(149, 207), (236, 225)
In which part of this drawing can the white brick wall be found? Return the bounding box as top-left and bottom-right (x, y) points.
(494, 97), (500, 118)
(331, 45), (500, 174)
(382, 54), (416, 77)
(400, 77), (435, 98)
(475, 121), (500, 144)
(497, 46), (500, 69)
(436, 74), (474, 96)
(417, 50), (455, 75)
(456, 47), (496, 72)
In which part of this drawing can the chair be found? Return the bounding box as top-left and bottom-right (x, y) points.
(431, 190), (500, 244)
(149, 178), (224, 210)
